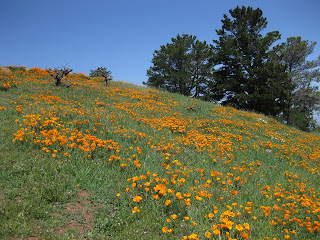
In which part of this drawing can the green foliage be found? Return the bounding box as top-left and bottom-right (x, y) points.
(212, 6), (290, 117)
(271, 36), (317, 72)
(270, 36), (320, 130)
(289, 107), (317, 131)
(90, 67), (113, 85)
(90, 67), (112, 79)
(145, 34), (214, 98)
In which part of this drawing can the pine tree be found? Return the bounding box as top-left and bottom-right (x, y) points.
(212, 6), (290, 116)
(144, 34), (214, 98)
(271, 37), (320, 130)
(90, 67), (113, 85)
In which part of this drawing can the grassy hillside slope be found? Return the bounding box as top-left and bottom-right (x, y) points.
(0, 67), (320, 239)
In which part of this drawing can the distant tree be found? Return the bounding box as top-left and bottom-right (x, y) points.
(144, 34), (215, 98)
(90, 67), (113, 85)
(212, 6), (290, 116)
(270, 36), (320, 130)
(46, 67), (72, 86)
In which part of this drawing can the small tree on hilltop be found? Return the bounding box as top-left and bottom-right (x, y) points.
(46, 67), (73, 86)
(90, 67), (113, 85)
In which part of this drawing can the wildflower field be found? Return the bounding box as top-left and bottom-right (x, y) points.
(0, 67), (320, 239)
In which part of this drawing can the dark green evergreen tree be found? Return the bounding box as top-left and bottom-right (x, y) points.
(90, 67), (113, 85)
(212, 6), (290, 116)
(144, 34), (214, 98)
(270, 37), (320, 130)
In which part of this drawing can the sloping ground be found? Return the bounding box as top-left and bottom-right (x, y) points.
(0, 67), (319, 239)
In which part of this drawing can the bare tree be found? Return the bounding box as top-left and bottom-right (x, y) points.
(46, 67), (73, 86)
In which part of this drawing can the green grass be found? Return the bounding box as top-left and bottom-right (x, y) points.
(0, 68), (320, 240)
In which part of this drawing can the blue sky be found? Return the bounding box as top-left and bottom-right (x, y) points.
(1, 0), (319, 85)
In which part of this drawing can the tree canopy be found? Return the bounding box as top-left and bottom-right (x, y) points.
(212, 6), (290, 116)
(90, 67), (113, 85)
(270, 37), (320, 130)
(144, 34), (214, 98)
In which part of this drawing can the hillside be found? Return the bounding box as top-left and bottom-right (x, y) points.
(0, 67), (320, 240)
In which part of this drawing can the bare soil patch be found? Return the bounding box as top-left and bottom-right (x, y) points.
(55, 190), (101, 238)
